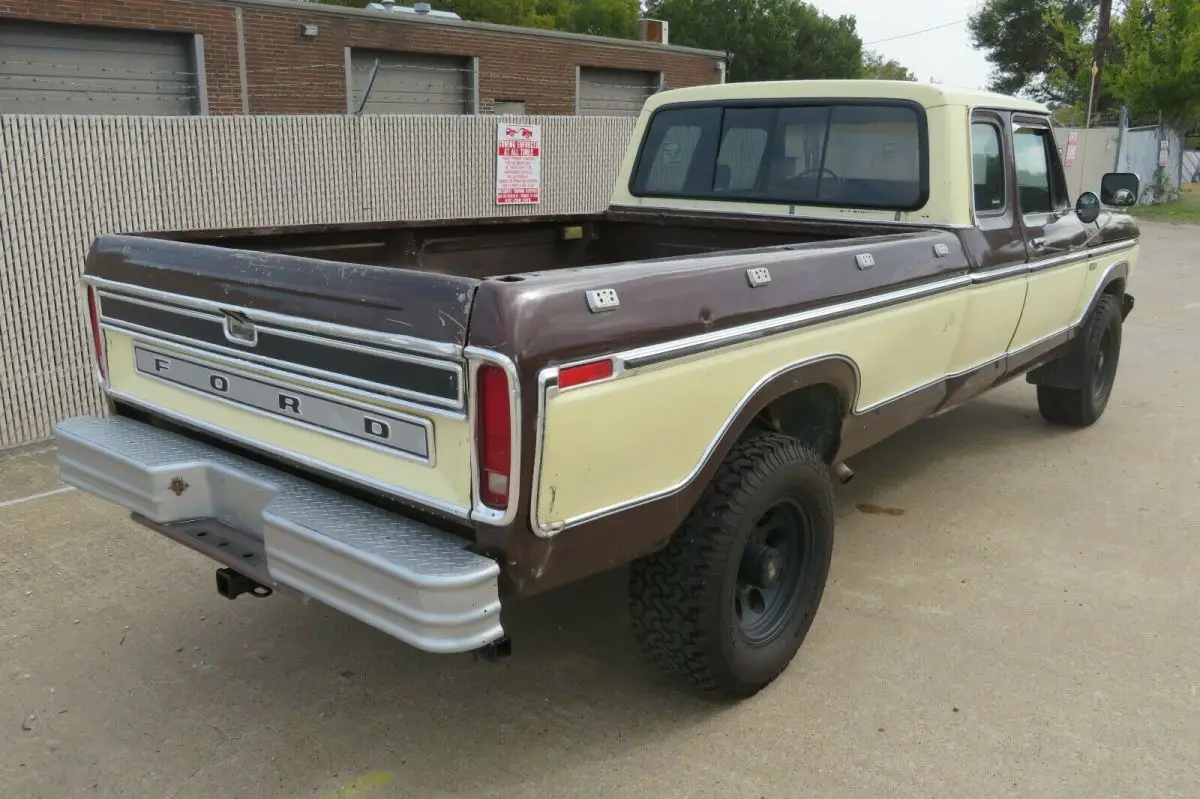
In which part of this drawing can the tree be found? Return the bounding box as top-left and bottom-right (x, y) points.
(968, 0), (1093, 104)
(435, 0), (555, 29)
(549, 0), (640, 38)
(1110, 0), (1200, 126)
(861, 51), (916, 81)
(317, 0), (640, 38)
(645, 0), (862, 82)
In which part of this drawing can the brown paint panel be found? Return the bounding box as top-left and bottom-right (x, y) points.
(87, 234), (479, 345)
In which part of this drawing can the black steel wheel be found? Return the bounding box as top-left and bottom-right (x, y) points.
(629, 433), (835, 698)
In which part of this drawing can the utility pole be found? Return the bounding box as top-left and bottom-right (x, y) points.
(1088, 0), (1114, 126)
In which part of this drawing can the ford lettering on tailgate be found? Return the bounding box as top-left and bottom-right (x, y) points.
(133, 346), (431, 461)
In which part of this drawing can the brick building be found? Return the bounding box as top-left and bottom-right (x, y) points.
(0, 0), (726, 116)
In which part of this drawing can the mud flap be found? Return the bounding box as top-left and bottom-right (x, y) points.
(1026, 292), (1134, 390)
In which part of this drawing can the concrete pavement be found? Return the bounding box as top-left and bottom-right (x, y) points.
(2, 222), (1198, 798)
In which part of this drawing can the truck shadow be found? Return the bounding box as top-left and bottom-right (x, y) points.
(130, 389), (1066, 796)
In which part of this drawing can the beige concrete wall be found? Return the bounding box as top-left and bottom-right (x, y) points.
(0, 114), (636, 449)
(1055, 127), (1120, 199)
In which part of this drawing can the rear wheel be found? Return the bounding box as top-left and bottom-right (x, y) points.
(628, 433), (834, 698)
(1037, 294), (1123, 427)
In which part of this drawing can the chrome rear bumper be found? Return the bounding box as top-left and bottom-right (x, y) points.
(54, 416), (503, 654)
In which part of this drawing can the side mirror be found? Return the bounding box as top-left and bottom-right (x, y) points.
(1075, 191), (1101, 224)
(1100, 172), (1140, 207)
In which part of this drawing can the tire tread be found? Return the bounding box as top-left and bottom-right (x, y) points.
(629, 432), (832, 697)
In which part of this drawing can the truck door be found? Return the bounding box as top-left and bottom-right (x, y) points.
(1007, 116), (1089, 352)
(946, 111), (1028, 387)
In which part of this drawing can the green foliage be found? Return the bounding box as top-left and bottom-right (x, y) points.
(1132, 183), (1200, 221)
(315, 0), (640, 38)
(1109, 0), (1200, 127)
(860, 51), (916, 81)
(438, 0), (555, 29)
(644, 0), (862, 82)
(968, 0), (1092, 103)
(557, 0), (640, 38)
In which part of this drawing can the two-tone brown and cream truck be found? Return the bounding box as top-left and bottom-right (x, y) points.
(56, 80), (1142, 698)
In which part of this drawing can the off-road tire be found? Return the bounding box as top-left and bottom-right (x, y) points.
(1037, 294), (1123, 427)
(628, 433), (835, 698)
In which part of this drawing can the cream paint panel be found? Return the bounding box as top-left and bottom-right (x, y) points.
(103, 332), (473, 510)
(1072, 246), (1139, 319)
(536, 290), (966, 525)
(948, 277), (1028, 372)
(1009, 262), (1090, 351)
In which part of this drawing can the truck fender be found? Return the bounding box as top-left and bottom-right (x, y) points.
(718, 355), (860, 465)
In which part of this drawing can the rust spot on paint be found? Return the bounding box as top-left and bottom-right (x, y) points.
(169, 477), (189, 497)
(856, 503), (905, 516)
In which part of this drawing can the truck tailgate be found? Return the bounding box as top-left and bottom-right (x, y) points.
(86, 234), (481, 520)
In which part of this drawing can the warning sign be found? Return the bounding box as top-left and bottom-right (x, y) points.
(1064, 131), (1078, 166)
(496, 124), (541, 205)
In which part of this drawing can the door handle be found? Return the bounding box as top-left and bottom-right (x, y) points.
(1031, 238), (1046, 250)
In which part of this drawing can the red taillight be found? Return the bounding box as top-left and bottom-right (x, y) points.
(476, 364), (511, 509)
(558, 359), (614, 389)
(87, 286), (105, 379)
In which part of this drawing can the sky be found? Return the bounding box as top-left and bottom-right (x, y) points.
(809, 0), (993, 90)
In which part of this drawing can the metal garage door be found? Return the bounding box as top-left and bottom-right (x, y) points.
(577, 67), (660, 117)
(0, 20), (198, 115)
(349, 50), (472, 115)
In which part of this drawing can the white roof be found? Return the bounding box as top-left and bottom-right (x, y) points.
(647, 80), (1049, 115)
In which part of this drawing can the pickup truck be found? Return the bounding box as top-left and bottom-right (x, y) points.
(56, 80), (1141, 699)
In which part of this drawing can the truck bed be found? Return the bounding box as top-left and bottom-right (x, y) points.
(149, 210), (911, 280)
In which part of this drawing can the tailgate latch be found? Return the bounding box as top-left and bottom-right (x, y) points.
(221, 310), (258, 347)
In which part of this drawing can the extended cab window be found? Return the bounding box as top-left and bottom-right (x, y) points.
(972, 122), (1005, 213)
(1014, 127), (1066, 215)
(631, 102), (927, 211)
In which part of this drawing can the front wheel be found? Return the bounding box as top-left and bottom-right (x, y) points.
(628, 433), (834, 698)
(1037, 294), (1123, 427)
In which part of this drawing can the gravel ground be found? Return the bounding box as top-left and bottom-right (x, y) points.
(2, 222), (1198, 799)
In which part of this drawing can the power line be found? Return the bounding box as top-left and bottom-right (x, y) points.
(863, 18), (968, 46)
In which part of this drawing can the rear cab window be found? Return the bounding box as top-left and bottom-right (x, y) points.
(971, 122), (1006, 214)
(630, 101), (928, 211)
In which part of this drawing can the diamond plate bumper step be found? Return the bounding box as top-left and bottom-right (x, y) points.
(54, 416), (504, 654)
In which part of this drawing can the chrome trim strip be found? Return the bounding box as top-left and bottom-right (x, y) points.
(90, 289), (111, 391)
(96, 288), (465, 379)
(97, 301), (465, 411)
(621, 273), (972, 370)
(85, 276), (463, 358)
(529, 354), (862, 537)
(1024, 240), (1136, 274)
(107, 392), (470, 520)
(101, 325), (467, 421)
(529, 366), (562, 536)
(970, 262), (1028, 284)
(529, 248), (1136, 536)
(111, 340), (437, 467)
(969, 240), (1137, 285)
(464, 347), (522, 528)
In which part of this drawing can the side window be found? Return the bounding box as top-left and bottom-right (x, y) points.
(971, 122), (1005, 213)
(645, 124), (703, 193)
(715, 108), (771, 191)
(636, 106), (722, 194)
(1013, 128), (1063, 215)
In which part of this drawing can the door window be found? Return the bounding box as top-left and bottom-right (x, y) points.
(1014, 128), (1065, 215)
